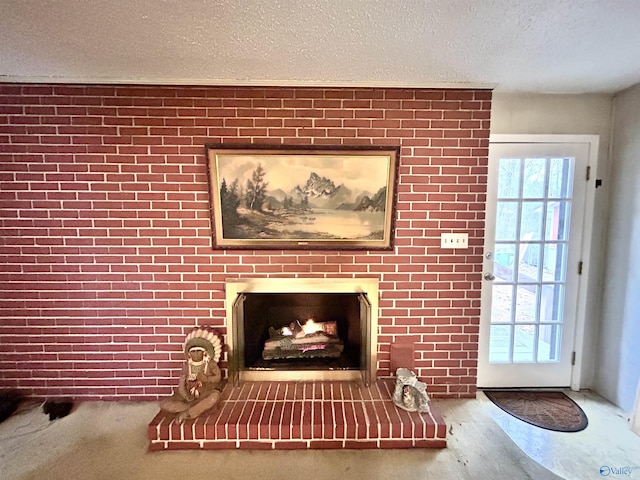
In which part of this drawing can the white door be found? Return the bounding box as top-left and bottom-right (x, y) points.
(478, 138), (595, 388)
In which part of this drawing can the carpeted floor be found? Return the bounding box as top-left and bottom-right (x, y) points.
(0, 396), (563, 480)
(484, 390), (588, 432)
(2, 391), (639, 480)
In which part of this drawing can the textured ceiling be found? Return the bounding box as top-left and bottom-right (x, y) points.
(1, 0), (640, 93)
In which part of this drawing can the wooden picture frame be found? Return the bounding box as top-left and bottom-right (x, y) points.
(206, 144), (399, 250)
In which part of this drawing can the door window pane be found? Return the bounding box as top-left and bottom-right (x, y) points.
(522, 158), (546, 198)
(489, 325), (512, 362)
(515, 285), (539, 323)
(540, 285), (565, 323)
(495, 201), (519, 241)
(542, 243), (567, 282)
(513, 324), (535, 362)
(548, 157), (574, 199)
(537, 324), (562, 362)
(520, 201), (544, 241)
(491, 285), (514, 323)
(498, 158), (521, 198)
(494, 244), (516, 282)
(545, 201), (572, 241)
(518, 243), (541, 282)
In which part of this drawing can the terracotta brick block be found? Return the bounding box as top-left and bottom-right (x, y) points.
(322, 402), (334, 439)
(353, 402), (368, 439)
(364, 403), (379, 438)
(310, 440), (345, 449)
(166, 439), (203, 450)
(343, 402), (357, 438)
(274, 441), (309, 450)
(414, 439), (447, 448)
(238, 441), (273, 450)
(291, 402), (302, 439)
(379, 439), (415, 449)
(259, 404), (272, 439)
(344, 440), (379, 449)
(390, 343), (416, 373)
(333, 402), (346, 438)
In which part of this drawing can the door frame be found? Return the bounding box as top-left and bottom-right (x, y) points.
(484, 134), (599, 391)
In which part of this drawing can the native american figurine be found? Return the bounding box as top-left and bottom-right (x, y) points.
(159, 327), (226, 422)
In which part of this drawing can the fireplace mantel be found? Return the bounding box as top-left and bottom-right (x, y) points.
(225, 277), (379, 384)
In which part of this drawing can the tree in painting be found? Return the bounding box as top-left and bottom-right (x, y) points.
(219, 178), (241, 235)
(245, 164), (269, 211)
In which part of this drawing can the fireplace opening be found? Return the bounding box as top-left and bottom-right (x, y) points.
(241, 293), (362, 371)
(225, 278), (378, 384)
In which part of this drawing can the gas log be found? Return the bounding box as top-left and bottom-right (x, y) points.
(262, 319), (344, 360)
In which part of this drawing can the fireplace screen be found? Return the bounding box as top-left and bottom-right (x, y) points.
(230, 292), (372, 385)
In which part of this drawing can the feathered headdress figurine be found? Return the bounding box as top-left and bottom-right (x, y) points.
(182, 327), (223, 398)
(183, 327), (223, 364)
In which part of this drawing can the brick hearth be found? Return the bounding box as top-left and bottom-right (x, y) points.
(148, 379), (447, 450)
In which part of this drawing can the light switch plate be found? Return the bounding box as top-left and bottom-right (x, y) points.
(441, 233), (469, 249)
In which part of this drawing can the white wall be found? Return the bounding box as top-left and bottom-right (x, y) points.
(596, 84), (640, 411)
(490, 93), (613, 391)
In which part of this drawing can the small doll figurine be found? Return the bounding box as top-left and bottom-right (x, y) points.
(159, 327), (226, 422)
(392, 368), (430, 413)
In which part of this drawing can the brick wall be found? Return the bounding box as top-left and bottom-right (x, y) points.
(0, 85), (490, 400)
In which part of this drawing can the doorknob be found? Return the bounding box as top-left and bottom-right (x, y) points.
(484, 273), (496, 281)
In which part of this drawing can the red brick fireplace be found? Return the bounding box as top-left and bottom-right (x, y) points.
(0, 85), (490, 407)
(148, 277), (450, 450)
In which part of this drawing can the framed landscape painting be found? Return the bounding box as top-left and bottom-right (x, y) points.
(206, 144), (399, 250)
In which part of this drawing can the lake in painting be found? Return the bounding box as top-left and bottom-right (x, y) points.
(267, 209), (385, 239)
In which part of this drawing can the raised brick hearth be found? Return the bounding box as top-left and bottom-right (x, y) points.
(148, 380), (446, 450)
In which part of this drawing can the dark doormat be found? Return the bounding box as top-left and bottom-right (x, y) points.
(483, 390), (588, 432)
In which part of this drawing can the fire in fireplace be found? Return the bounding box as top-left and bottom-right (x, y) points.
(263, 318), (344, 360)
(225, 278), (379, 385)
